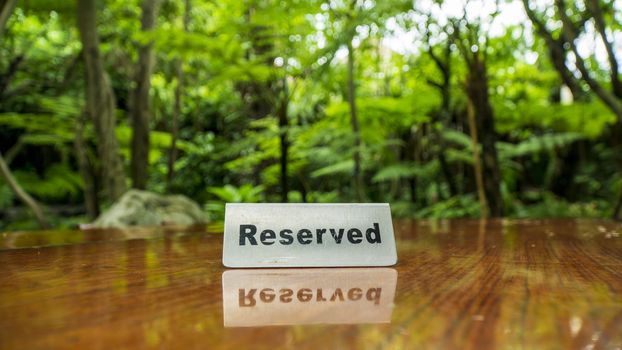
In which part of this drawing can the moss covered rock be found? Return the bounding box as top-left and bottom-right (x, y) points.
(91, 190), (207, 228)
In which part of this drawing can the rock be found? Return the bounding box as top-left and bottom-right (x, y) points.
(91, 190), (208, 228)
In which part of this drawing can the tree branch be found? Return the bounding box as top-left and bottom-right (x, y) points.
(3, 136), (23, 165)
(0, 0), (17, 40)
(522, 0), (588, 100)
(522, 0), (555, 44)
(0, 54), (24, 96)
(587, 0), (622, 98)
(556, 0), (622, 118)
(427, 45), (447, 74)
(0, 151), (50, 228)
(426, 78), (444, 90)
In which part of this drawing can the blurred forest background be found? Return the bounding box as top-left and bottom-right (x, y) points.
(0, 0), (621, 230)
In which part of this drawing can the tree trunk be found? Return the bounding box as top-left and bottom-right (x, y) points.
(77, 0), (126, 202)
(131, 0), (159, 190)
(466, 99), (489, 218)
(521, 1), (587, 199)
(466, 58), (504, 217)
(614, 186), (622, 221)
(0, 55), (23, 97)
(167, 59), (182, 191)
(400, 128), (418, 204)
(347, 40), (364, 202)
(0, 0), (16, 40)
(3, 136), (23, 166)
(426, 39), (458, 197)
(74, 111), (99, 219)
(167, 0), (190, 191)
(437, 90), (458, 197)
(278, 77), (289, 202)
(0, 151), (49, 228)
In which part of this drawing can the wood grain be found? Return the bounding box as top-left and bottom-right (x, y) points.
(1, 219), (621, 349)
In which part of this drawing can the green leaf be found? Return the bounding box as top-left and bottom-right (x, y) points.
(442, 129), (472, 149)
(372, 163), (418, 182)
(498, 132), (584, 159)
(311, 160), (354, 178)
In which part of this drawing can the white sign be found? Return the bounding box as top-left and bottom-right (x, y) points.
(222, 203), (398, 268)
(222, 268), (397, 327)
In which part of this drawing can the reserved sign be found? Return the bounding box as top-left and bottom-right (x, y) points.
(222, 203), (397, 267)
(222, 268), (397, 327)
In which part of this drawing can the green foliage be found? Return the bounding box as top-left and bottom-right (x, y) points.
(495, 100), (616, 138)
(13, 164), (83, 202)
(442, 129), (473, 149)
(1, 0), (621, 231)
(414, 195), (481, 219)
(325, 96), (432, 139)
(0, 184), (14, 210)
(207, 184), (264, 203)
(372, 163), (418, 182)
(205, 184), (265, 222)
(311, 160), (354, 178)
(497, 132), (585, 159)
(512, 191), (611, 218)
(0, 112), (76, 141)
(115, 126), (194, 164)
(372, 161), (439, 183)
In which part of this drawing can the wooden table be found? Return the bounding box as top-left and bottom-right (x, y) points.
(1, 219), (621, 349)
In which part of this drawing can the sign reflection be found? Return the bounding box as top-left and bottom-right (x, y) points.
(222, 268), (397, 327)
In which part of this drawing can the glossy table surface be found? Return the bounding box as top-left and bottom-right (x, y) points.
(1, 219), (621, 349)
